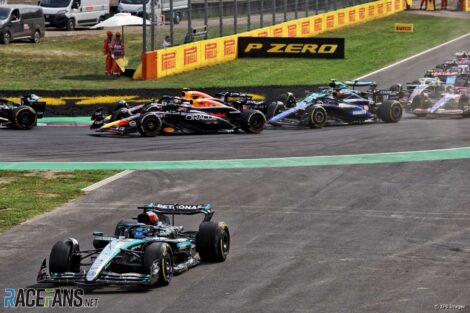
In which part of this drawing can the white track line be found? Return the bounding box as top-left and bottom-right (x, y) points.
(356, 32), (470, 80)
(82, 170), (134, 193)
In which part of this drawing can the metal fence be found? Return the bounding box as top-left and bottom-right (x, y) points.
(143, 0), (378, 51)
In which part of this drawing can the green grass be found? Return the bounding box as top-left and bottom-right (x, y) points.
(0, 171), (117, 232)
(0, 13), (468, 90)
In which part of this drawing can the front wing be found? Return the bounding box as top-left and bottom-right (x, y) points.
(37, 259), (154, 286)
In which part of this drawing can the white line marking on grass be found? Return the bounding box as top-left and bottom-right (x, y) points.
(82, 170), (134, 193)
(356, 33), (470, 80)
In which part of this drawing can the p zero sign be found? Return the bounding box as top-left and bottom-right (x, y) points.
(237, 37), (344, 59)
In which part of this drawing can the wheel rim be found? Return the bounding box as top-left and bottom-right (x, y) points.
(249, 113), (264, 130)
(5, 33), (10, 44)
(220, 231), (230, 257)
(20, 113), (32, 125)
(145, 118), (159, 131)
(161, 253), (173, 281)
(34, 32), (40, 43)
(313, 109), (325, 124)
(391, 105), (402, 119)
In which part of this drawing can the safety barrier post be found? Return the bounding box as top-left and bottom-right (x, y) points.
(142, 51), (157, 80)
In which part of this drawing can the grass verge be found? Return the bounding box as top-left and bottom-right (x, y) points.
(0, 171), (118, 232)
(0, 13), (468, 90)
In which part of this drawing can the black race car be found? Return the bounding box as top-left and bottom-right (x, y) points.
(90, 99), (266, 136)
(37, 203), (230, 287)
(0, 94), (46, 129)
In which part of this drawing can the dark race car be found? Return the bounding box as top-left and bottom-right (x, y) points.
(90, 99), (266, 136)
(267, 80), (403, 128)
(0, 94), (46, 129)
(37, 203), (230, 288)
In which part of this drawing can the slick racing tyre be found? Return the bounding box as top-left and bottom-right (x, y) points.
(12, 106), (37, 129)
(240, 110), (266, 134)
(379, 100), (403, 123)
(143, 243), (173, 286)
(306, 106), (327, 128)
(49, 240), (80, 274)
(197, 221), (230, 262)
(266, 102), (286, 120)
(137, 113), (162, 137)
(411, 94), (425, 110)
(411, 95), (426, 117)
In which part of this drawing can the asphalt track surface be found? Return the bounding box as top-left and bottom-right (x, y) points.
(0, 33), (469, 313)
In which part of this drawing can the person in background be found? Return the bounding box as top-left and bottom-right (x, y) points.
(110, 32), (125, 77)
(441, 0), (447, 9)
(103, 31), (113, 76)
(163, 35), (171, 48)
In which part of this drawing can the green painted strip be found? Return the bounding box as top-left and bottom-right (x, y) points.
(41, 117), (91, 124)
(1, 147), (470, 171)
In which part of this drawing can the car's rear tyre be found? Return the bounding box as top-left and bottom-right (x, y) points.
(12, 106), (37, 129)
(143, 242), (173, 286)
(1, 31), (11, 45)
(306, 106), (327, 128)
(411, 94), (425, 110)
(411, 94), (426, 117)
(114, 219), (138, 237)
(92, 238), (109, 249)
(266, 102), (286, 120)
(137, 113), (162, 137)
(197, 221), (230, 262)
(49, 240), (80, 274)
(379, 100), (402, 123)
(240, 110), (266, 134)
(31, 30), (41, 44)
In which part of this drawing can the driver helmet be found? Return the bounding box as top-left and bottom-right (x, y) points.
(138, 211), (159, 225)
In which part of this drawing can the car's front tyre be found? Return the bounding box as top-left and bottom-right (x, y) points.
(49, 240), (80, 274)
(143, 242), (173, 286)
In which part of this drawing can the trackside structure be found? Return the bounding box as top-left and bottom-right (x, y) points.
(134, 0), (408, 80)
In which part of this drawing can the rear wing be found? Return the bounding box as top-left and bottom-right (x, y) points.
(344, 80), (375, 87)
(138, 203), (214, 222)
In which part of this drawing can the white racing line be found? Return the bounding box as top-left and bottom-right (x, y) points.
(356, 32), (470, 80)
(81, 170), (134, 192)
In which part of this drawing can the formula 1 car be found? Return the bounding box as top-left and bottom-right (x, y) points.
(37, 203), (230, 287)
(267, 80), (402, 128)
(407, 88), (469, 118)
(0, 94), (46, 129)
(90, 99), (266, 136)
(402, 77), (444, 111)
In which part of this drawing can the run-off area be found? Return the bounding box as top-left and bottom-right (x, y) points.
(1, 162), (469, 313)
